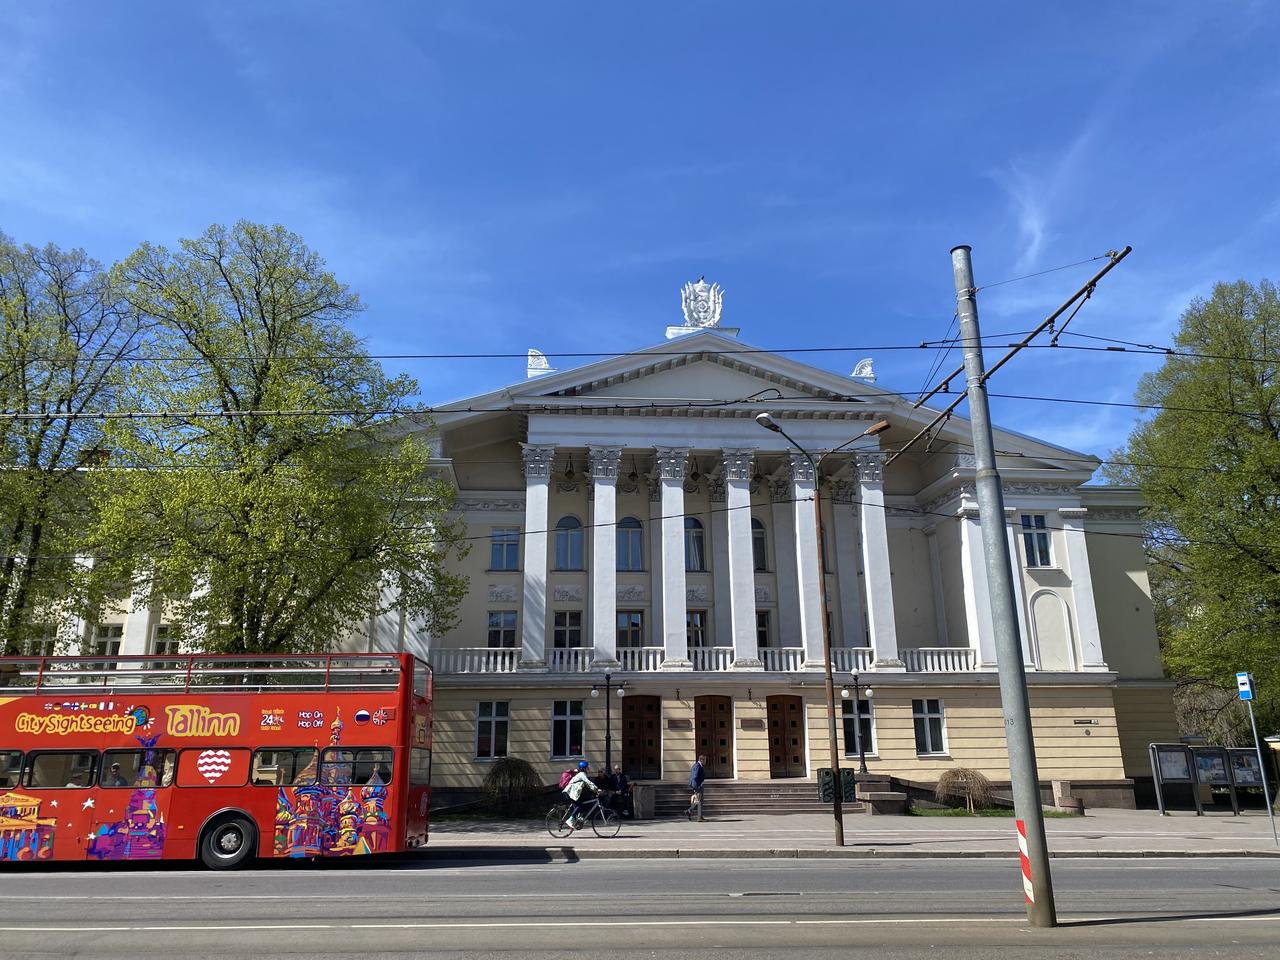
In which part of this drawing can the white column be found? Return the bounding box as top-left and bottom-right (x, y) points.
(119, 576), (153, 656)
(656, 447), (691, 669)
(831, 480), (867, 649)
(856, 453), (902, 669)
(923, 525), (949, 647)
(648, 476), (665, 653)
(520, 443), (555, 669)
(959, 507), (997, 667)
(709, 477), (733, 650)
(1003, 508), (1032, 663)
(1059, 507), (1108, 670)
(588, 446), (621, 668)
(724, 450), (761, 668)
(789, 453), (826, 668)
(769, 476), (800, 646)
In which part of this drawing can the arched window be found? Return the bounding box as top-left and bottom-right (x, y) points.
(616, 516), (644, 571)
(554, 516), (584, 571)
(751, 518), (768, 572)
(684, 517), (706, 572)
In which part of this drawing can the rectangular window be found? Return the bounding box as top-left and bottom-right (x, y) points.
(90, 624), (123, 657)
(752, 521), (768, 572)
(0, 750), (22, 789)
(551, 699), (585, 759)
(101, 749), (176, 788)
(553, 610), (583, 648)
(487, 610), (518, 648)
(616, 610), (644, 648)
(686, 610), (708, 649)
(489, 527), (520, 571)
(250, 747), (318, 786)
(27, 751), (97, 788)
(24, 629), (57, 658)
(1020, 514), (1052, 567)
(152, 624), (180, 656)
(476, 701), (509, 759)
(755, 610), (772, 650)
(320, 747), (393, 786)
(841, 699), (875, 757)
(410, 747), (432, 786)
(912, 698), (947, 755)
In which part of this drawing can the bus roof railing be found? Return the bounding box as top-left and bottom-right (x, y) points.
(0, 653), (426, 694)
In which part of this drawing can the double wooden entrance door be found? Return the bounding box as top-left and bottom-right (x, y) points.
(694, 695), (734, 779)
(767, 695), (807, 778)
(620, 694), (662, 780)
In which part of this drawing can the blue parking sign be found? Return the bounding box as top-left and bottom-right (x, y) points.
(1236, 672), (1254, 701)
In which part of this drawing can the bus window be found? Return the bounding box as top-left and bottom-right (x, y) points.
(101, 749), (176, 788)
(0, 750), (21, 788)
(251, 748), (318, 786)
(28, 751), (97, 788)
(410, 747), (431, 786)
(321, 747), (392, 786)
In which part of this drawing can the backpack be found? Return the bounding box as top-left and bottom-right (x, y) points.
(558, 769), (574, 790)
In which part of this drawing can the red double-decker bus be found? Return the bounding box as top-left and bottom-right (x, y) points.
(0, 653), (431, 869)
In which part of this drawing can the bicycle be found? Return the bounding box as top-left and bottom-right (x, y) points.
(546, 790), (622, 838)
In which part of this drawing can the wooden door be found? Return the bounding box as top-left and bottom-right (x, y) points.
(620, 694), (662, 780)
(694, 695), (734, 779)
(767, 695), (806, 779)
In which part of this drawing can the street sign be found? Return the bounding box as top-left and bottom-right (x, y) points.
(1237, 672), (1254, 701)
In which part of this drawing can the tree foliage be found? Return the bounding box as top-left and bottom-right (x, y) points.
(1110, 279), (1280, 737)
(0, 234), (143, 654)
(91, 221), (467, 654)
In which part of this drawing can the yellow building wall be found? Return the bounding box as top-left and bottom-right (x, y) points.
(1111, 683), (1179, 780)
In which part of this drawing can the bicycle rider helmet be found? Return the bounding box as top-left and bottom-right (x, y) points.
(578, 760), (590, 770)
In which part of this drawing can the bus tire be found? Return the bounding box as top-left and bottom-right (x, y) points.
(199, 815), (257, 871)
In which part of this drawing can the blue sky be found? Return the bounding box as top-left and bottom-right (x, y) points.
(2, 2), (1277, 462)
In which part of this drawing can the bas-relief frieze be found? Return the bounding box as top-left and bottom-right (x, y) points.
(922, 480), (1083, 517)
(553, 585), (584, 602)
(754, 586), (771, 602)
(686, 585), (709, 603)
(487, 584), (518, 603)
(617, 585), (646, 602)
(459, 497), (526, 513)
(1084, 507), (1142, 523)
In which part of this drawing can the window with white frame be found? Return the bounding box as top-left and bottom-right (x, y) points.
(553, 610), (582, 648)
(489, 527), (520, 571)
(686, 610), (708, 648)
(152, 624), (179, 656)
(24, 628), (57, 658)
(684, 517), (706, 572)
(551, 699), (584, 758)
(912, 698), (947, 755)
(1020, 514), (1052, 567)
(616, 610), (644, 648)
(755, 610), (772, 650)
(616, 516), (644, 571)
(475, 701), (509, 758)
(751, 518), (768, 572)
(90, 624), (123, 657)
(554, 516), (584, 571)
(841, 698), (875, 756)
(487, 610), (517, 648)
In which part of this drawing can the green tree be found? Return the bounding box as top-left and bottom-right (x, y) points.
(1110, 279), (1280, 737)
(0, 234), (142, 654)
(92, 221), (467, 654)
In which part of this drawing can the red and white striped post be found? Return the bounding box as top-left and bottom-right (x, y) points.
(1016, 819), (1035, 904)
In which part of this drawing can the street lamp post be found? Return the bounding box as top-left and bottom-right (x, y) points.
(591, 673), (626, 773)
(755, 412), (890, 847)
(841, 673), (874, 776)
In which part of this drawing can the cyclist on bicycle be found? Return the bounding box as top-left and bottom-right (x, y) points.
(562, 759), (599, 826)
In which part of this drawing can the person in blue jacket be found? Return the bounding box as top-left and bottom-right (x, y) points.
(686, 754), (706, 822)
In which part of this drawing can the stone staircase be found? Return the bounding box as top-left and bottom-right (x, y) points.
(651, 779), (864, 818)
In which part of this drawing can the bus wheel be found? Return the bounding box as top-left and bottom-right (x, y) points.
(200, 816), (256, 871)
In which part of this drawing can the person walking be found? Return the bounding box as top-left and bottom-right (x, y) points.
(686, 754), (706, 822)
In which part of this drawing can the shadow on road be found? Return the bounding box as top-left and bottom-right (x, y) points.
(1062, 906), (1280, 928)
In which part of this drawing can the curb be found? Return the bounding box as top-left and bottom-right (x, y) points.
(417, 845), (1280, 862)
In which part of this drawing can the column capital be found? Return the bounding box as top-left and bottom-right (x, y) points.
(788, 452), (816, 483)
(653, 446), (689, 480)
(855, 453), (884, 484)
(587, 445), (622, 480)
(520, 443), (557, 479)
(721, 448), (754, 482)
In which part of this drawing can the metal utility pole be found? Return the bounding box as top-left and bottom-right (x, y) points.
(950, 245), (1057, 927)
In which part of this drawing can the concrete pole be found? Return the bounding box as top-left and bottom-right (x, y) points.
(951, 245), (1057, 927)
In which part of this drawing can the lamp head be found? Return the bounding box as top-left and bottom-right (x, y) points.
(863, 419), (891, 437)
(590, 686), (600, 699)
(840, 687), (850, 699)
(755, 411), (781, 433)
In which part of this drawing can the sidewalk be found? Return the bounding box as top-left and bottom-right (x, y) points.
(424, 808), (1280, 860)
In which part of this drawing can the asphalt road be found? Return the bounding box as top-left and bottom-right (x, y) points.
(0, 857), (1277, 959)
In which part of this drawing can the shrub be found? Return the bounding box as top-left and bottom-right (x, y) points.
(480, 757), (545, 816)
(934, 767), (994, 813)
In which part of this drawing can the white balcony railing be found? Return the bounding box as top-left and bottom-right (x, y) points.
(617, 646), (666, 671)
(547, 647), (593, 673)
(760, 647), (805, 672)
(901, 647), (976, 672)
(690, 646), (734, 672)
(830, 647), (873, 672)
(432, 647), (518, 675)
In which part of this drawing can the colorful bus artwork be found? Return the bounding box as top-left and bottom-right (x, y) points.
(0, 653), (431, 869)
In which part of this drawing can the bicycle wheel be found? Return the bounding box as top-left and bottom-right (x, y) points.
(591, 806), (621, 838)
(546, 805), (573, 839)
